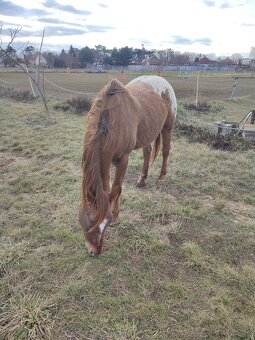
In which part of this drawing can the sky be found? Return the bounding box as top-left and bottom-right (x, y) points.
(0, 0), (255, 57)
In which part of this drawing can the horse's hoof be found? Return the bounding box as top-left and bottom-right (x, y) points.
(157, 175), (165, 181)
(110, 218), (120, 226)
(136, 180), (146, 188)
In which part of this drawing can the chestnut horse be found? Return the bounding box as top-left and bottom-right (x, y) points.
(79, 75), (177, 256)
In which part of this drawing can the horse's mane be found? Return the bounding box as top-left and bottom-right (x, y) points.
(81, 79), (126, 225)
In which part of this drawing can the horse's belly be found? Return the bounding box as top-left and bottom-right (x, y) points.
(134, 119), (165, 149)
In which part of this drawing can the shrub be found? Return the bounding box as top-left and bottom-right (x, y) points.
(66, 96), (92, 114)
(53, 102), (70, 112)
(184, 100), (223, 113)
(0, 86), (34, 102)
(53, 95), (92, 115)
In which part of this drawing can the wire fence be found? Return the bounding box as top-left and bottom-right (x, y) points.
(177, 112), (243, 132)
(0, 78), (25, 85)
(0, 70), (255, 101)
(1, 69), (254, 141)
(42, 76), (98, 96)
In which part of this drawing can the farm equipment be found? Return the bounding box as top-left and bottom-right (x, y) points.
(215, 110), (255, 141)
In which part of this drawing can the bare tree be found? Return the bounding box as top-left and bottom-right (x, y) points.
(231, 53), (243, 64)
(0, 26), (48, 111)
(250, 46), (255, 60)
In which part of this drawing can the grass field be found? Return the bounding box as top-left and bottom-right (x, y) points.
(0, 71), (255, 339)
(1, 68), (255, 101)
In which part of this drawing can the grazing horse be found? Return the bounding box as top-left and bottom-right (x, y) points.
(79, 75), (177, 256)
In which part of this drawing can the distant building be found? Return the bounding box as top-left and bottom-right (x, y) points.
(241, 58), (252, 66)
(194, 56), (217, 66)
(218, 57), (236, 66)
(141, 55), (161, 65)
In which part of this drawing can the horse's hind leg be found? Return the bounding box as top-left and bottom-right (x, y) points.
(136, 145), (152, 187)
(158, 124), (174, 181)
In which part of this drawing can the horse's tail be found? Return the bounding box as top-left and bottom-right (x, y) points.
(151, 133), (161, 162)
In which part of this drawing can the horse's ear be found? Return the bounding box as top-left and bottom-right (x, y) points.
(106, 79), (125, 95)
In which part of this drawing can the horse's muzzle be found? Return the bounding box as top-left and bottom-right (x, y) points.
(85, 241), (102, 257)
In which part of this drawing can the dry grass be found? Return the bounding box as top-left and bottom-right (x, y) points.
(1, 68), (255, 100)
(53, 95), (92, 115)
(0, 85), (34, 101)
(0, 72), (255, 339)
(0, 294), (55, 339)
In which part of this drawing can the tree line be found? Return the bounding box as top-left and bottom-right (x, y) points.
(1, 29), (255, 69)
(32, 45), (187, 68)
(2, 43), (252, 69)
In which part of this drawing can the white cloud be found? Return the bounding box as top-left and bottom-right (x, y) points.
(0, 0), (255, 56)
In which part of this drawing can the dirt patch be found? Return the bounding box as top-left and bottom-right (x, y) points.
(175, 122), (254, 151)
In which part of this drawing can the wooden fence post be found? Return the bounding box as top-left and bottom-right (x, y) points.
(230, 77), (239, 100)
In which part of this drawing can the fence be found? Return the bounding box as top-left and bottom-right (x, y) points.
(107, 64), (238, 73)
(0, 69), (255, 102)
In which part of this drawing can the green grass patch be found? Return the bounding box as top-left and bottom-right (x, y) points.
(0, 90), (254, 339)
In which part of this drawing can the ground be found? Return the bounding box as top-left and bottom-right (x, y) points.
(0, 70), (255, 339)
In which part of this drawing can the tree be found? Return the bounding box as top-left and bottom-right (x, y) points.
(108, 46), (133, 66)
(68, 46), (79, 68)
(43, 51), (55, 68)
(0, 26), (48, 111)
(95, 45), (106, 53)
(24, 45), (35, 54)
(119, 46), (133, 66)
(231, 53), (242, 64)
(67, 45), (77, 68)
(171, 51), (190, 65)
(157, 50), (167, 65)
(102, 53), (111, 65)
(132, 47), (151, 62)
(166, 48), (174, 64)
(250, 46), (255, 59)
(2, 45), (17, 66)
(69, 45), (75, 56)
(110, 47), (120, 65)
(54, 57), (66, 68)
(23, 45), (35, 66)
(79, 46), (94, 67)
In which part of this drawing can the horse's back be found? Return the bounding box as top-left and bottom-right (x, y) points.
(127, 75), (177, 115)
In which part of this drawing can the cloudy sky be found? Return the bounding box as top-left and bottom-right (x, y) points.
(0, 0), (254, 56)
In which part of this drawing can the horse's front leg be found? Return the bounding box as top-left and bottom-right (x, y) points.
(136, 145), (152, 187)
(110, 154), (129, 225)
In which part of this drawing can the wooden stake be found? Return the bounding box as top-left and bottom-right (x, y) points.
(195, 72), (199, 107)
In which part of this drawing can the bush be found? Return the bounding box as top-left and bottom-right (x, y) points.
(53, 102), (70, 112)
(0, 86), (34, 102)
(53, 95), (92, 115)
(184, 100), (223, 113)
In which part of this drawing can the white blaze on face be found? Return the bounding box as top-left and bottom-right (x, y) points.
(99, 218), (109, 234)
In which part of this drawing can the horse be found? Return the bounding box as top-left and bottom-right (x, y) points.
(79, 75), (177, 256)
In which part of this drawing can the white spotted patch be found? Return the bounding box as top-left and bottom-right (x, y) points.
(99, 218), (109, 233)
(128, 75), (177, 116)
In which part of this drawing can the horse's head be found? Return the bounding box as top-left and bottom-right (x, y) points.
(79, 205), (112, 256)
